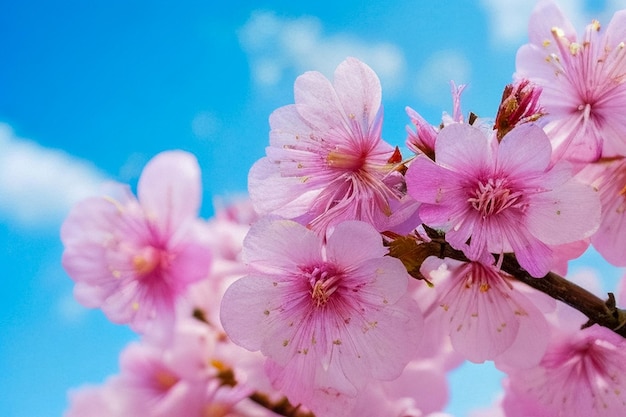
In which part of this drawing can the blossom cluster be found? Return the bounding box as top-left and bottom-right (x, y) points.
(61, 1), (626, 416)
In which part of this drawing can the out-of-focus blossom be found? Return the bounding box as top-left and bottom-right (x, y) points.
(61, 151), (212, 331)
(64, 380), (125, 417)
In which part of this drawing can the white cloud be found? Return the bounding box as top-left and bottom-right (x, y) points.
(415, 50), (471, 108)
(56, 291), (89, 324)
(238, 11), (406, 93)
(191, 111), (221, 141)
(0, 123), (107, 228)
(480, 0), (589, 47)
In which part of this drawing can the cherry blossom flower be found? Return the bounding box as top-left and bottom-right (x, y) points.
(61, 151), (212, 331)
(515, 0), (626, 161)
(64, 380), (125, 417)
(405, 122), (601, 277)
(119, 321), (253, 417)
(420, 257), (550, 366)
(502, 324), (626, 417)
(220, 218), (422, 413)
(249, 57), (416, 233)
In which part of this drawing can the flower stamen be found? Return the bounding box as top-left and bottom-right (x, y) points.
(469, 178), (523, 217)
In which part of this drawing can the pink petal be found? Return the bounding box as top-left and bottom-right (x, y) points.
(293, 70), (344, 132)
(241, 218), (321, 274)
(444, 270), (521, 363)
(514, 45), (559, 84)
(325, 221), (387, 267)
(496, 124), (551, 177)
(137, 151), (201, 239)
(527, 179), (601, 245)
(493, 288), (550, 369)
(332, 57), (382, 129)
(435, 123), (493, 175)
(603, 10), (626, 49)
(406, 155), (461, 210)
(166, 234), (212, 286)
(219, 274), (292, 354)
(248, 157), (319, 217)
(527, 0), (576, 47)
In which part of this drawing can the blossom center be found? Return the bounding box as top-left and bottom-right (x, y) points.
(305, 264), (341, 307)
(133, 245), (168, 276)
(326, 148), (366, 171)
(153, 368), (180, 392)
(468, 178), (522, 217)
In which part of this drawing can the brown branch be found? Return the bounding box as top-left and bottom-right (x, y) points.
(249, 393), (315, 417)
(213, 358), (315, 417)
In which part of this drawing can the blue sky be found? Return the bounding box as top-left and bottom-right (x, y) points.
(1, 1), (625, 416)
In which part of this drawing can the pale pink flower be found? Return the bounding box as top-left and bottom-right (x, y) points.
(249, 57), (416, 233)
(114, 325), (252, 417)
(64, 380), (126, 417)
(406, 122), (601, 277)
(421, 257), (550, 366)
(578, 157), (626, 266)
(61, 151), (212, 331)
(516, 0), (626, 161)
(220, 219), (422, 413)
(502, 324), (626, 417)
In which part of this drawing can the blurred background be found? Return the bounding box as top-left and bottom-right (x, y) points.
(1, 1), (625, 416)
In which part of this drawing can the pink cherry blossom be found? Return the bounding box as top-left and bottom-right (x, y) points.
(220, 218), (422, 414)
(502, 324), (626, 417)
(248, 57), (416, 233)
(116, 323), (252, 417)
(61, 151), (212, 331)
(406, 122), (601, 277)
(516, 0), (626, 161)
(64, 380), (126, 417)
(421, 257), (550, 366)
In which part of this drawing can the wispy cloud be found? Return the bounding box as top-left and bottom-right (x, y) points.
(414, 50), (471, 108)
(191, 111), (221, 142)
(238, 11), (406, 93)
(480, 0), (592, 48)
(0, 123), (107, 228)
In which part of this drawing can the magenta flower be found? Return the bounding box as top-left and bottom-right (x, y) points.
(61, 151), (212, 331)
(249, 57), (415, 233)
(503, 324), (626, 417)
(516, 0), (626, 161)
(220, 219), (421, 413)
(406, 122), (601, 277)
